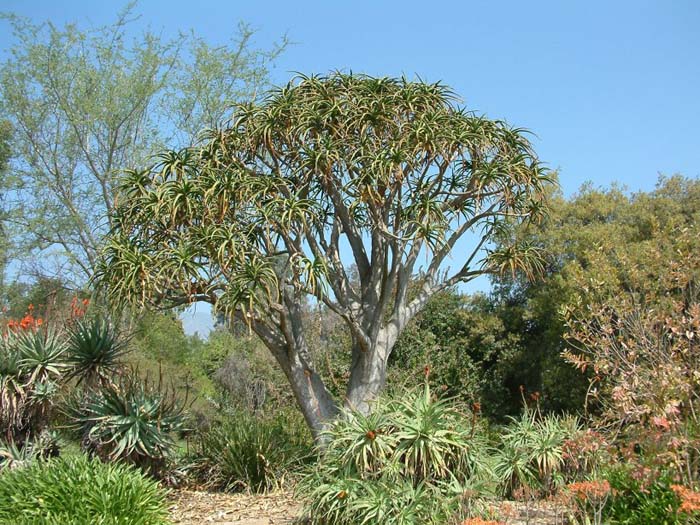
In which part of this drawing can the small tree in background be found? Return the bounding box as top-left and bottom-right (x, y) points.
(0, 5), (286, 283)
(96, 73), (551, 439)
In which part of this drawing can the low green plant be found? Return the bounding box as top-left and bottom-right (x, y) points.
(192, 408), (312, 492)
(0, 454), (170, 524)
(65, 373), (188, 476)
(298, 384), (492, 525)
(493, 406), (579, 496)
(603, 465), (682, 525)
(66, 317), (129, 386)
(0, 325), (67, 442)
(0, 439), (33, 471)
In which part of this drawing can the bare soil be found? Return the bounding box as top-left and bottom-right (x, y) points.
(167, 489), (567, 524)
(168, 489), (301, 525)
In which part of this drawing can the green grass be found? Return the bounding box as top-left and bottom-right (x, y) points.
(0, 454), (171, 524)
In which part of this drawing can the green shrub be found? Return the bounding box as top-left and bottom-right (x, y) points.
(298, 384), (492, 525)
(603, 465), (682, 525)
(66, 317), (129, 386)
(0, 454), (170, 524)
(493, 409), (580, 496)
(192, 408), (312, 492)
(0, 326), (67, 443)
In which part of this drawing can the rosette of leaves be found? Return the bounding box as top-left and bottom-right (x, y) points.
(66, 317), (130, 386)
(0, 328), (67, 442)
(14, 328), (67, 384)
(66, 373), (188, 475)
(299, 384), (492, 524)
(493, 409), (577, 496)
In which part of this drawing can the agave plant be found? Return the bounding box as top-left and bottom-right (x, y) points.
(494, 409), (575, 496)
(0, 440), (33, 471)
(392, 385), (473, 483)
(0, 344), (26, 441)
(0, 329), (66, 442)
(66, 373), (188, 475)
(298, 384), (489, 525)
(0, 431), (60, 471)
(66, 317), (129, 386)
(322, 404), (398, 479)
(14, 328), (68, 384)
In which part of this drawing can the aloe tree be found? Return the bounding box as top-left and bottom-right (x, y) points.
(95, 73), (552, 440)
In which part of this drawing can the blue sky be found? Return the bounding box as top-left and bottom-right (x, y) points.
(1, 1), (698, 335)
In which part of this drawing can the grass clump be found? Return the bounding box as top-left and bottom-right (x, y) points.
(0, 454), (170, 524)
(191, 408), (313, 493)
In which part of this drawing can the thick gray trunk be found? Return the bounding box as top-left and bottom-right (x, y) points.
(282, 350), (339, 443)
(344, 328), (396, 414)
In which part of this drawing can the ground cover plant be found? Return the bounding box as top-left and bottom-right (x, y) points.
(297, 382), (487, 524)
(0, 454), (170, 525)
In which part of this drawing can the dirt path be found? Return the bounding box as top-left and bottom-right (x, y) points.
(168, 489), (567, 524)
(168, 490), (301, 525)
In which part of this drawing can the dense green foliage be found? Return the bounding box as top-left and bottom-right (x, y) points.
(192, 408), (312, 492)
(392, 175), (700, 419)
(0, 454), (170, 524)
(603, 466), (682, 525)
(298, 384), (596, 524)
(66, 373), (188, 475)
(95, 71), (551, 437)
(501, 176), (699, 409)
(298, 384), (485, 524)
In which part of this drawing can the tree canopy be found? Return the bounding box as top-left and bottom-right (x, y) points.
(96, 72), (552, 437)
(0, 6), (286, 283)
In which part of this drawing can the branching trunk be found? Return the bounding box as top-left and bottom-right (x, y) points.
(344, 323), (402, 414)
(249, 307), (339, 443)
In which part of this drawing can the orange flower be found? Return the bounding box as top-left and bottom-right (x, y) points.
(567, 480), (611, 501)
(671, 485), (700, 514)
